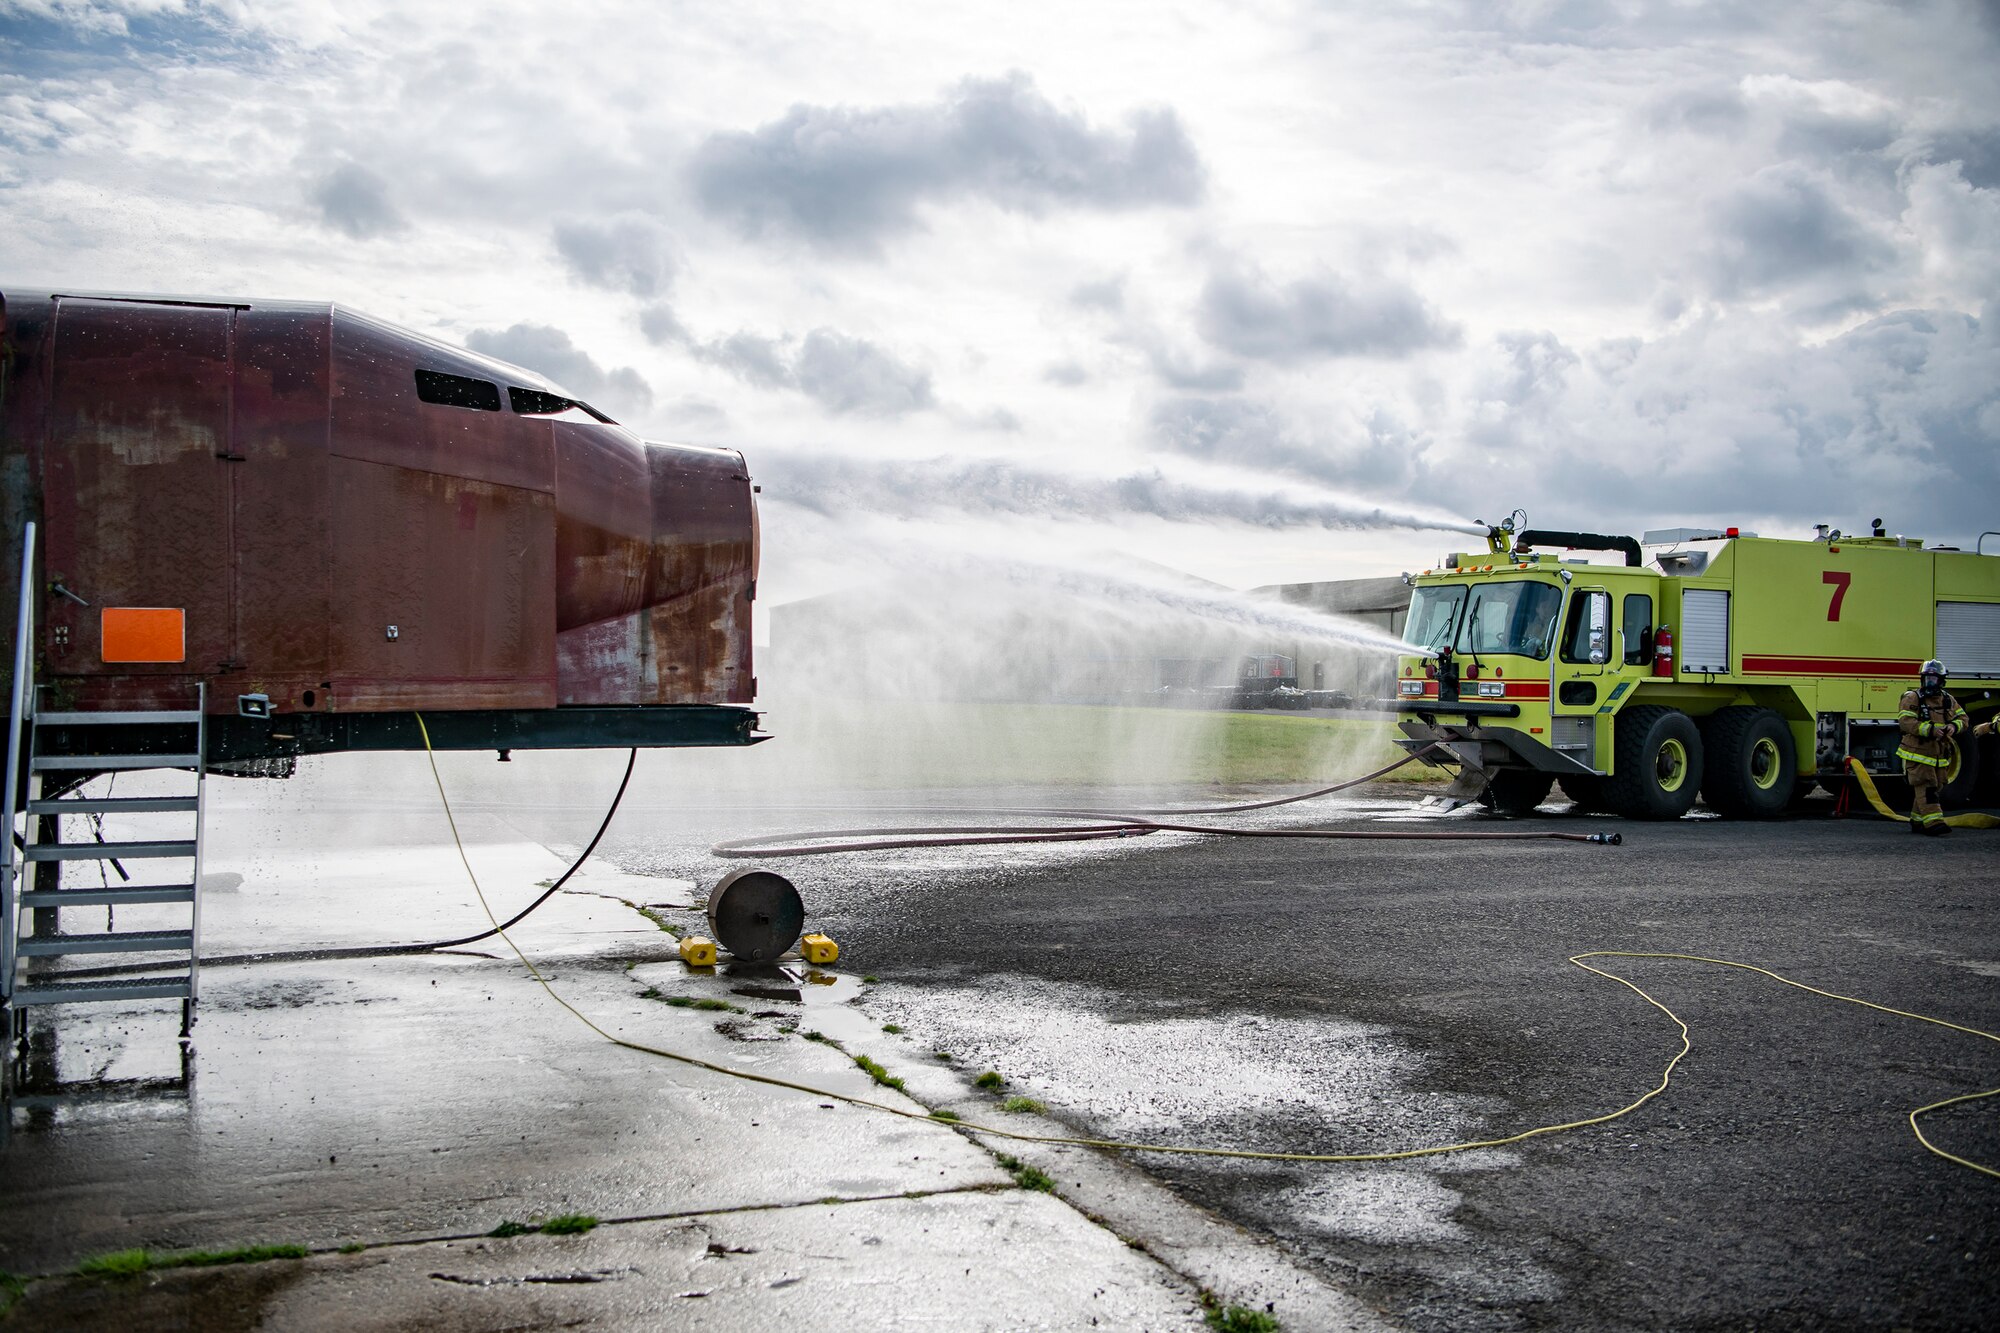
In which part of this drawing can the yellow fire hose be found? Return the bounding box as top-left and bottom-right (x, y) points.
(415, 719), (1998, 1182)
(1844, 757), (2000, 829)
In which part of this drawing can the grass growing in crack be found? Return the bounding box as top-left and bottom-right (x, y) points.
(802, 1030), (833, 1044)
(632, 904), (679, 935)
(881, 1023), (904, 1034)
(0, 1272), (25, 1316)
(853, 1055), (905, 1092)
(654, 994), (741, 1012)
(337, 1242), (366, 1254)
(974, 1071), (1006, 1090)
(1002, 1095), (1047, 1114)
(995, 1155), (1055, 1192)
(928, 1110), (960, 1122)
(1205, 1303), (1280, 1332)
(862, 975), (879, 983)
(537, 1214), (599, 1236)
(76, 1244), (309, 1278)
(488, 1221), (536, 1238)
(934, 1051), (954, 1062)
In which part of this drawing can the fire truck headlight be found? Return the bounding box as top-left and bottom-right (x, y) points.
(1399, 680), (1424, 696)
(1478, 681), (1506, 697)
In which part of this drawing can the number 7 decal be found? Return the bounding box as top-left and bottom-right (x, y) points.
(1823, 570), (1851, 620)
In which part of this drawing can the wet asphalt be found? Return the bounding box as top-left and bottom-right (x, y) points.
(589, 790), (2000, 1333)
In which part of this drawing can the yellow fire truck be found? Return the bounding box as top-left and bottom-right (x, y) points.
(1393, 515), (2000, 819)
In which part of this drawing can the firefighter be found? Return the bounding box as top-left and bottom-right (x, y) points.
(1896, 658), (1990, 834)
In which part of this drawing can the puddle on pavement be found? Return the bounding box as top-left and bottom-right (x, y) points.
(5, 1007), (195, 1137)
(628, 955), (865, 1044)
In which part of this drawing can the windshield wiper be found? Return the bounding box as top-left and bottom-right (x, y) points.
(1462, 601), (1486, 673)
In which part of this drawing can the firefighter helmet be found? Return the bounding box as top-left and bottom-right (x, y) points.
(1920, 658), (1947, 693)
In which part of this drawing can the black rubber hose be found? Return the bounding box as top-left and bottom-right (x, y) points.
(711, 745), (1625, 857)
(48, 748), (639, 978)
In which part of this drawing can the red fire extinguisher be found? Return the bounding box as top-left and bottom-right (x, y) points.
(1653, 624), (1674, 678)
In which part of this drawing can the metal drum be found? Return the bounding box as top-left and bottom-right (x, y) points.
(705, 869), (804, 962)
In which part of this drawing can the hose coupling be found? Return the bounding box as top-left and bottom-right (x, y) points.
(1587, 832), (1623, 845)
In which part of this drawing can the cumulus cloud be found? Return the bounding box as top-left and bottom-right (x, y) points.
(1903, 160), (2000, 291)
(689, 72), (1204, 254)
(648, 313), (936, 417)
(1415, 305), (2000, 540)
(702, 330), (795, 391)
(0, 0), (211, 39)
(1068, 276), (1126, 311)
(1195, 262), (1460, 362)
(552, 215), (677, 298)
(308, 162), (404, 239)
(1701, 163), (1896, 301)
(463, 322), (653, 415)
(1149, 395), (1419, 496)
(793, 329), (935, 415)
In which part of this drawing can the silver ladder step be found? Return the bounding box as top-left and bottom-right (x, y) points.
(23, 840), (196, 862)
(19, 884), (197, 907)
(19, 929), (194, 957)
(35, 710), (203, 725)
(11, 975), (194, 1006)
(28, 796), (199, 815)
(31, 753), (202, 771)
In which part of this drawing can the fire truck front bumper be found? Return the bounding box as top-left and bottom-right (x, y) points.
(1393, 708), (1598, 778)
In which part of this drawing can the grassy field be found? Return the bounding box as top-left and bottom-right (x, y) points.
(762, 700), (1448, 789)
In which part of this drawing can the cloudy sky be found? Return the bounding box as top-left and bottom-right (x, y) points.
(4, 0), (1998, 604)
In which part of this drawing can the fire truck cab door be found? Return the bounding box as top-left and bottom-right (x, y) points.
(42, 298), (237, 676)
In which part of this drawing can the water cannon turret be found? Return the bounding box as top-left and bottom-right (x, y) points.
(1480, 508), (1528, 556)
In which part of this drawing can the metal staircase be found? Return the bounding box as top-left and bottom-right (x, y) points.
(4, 521), (205, 1046)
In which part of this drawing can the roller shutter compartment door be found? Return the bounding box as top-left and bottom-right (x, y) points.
(1937, 602), (2000, 680)
(1681, 589), (1730, 674)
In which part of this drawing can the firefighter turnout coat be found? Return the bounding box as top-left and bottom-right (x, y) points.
(1898, 689), (1971, 781)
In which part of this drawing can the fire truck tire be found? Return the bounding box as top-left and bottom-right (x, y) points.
(1605, 705), (1703, 820)
(1560, 774), (1609, 813)
(1940, 732), (1983, 809)
(1482, 770), (1555, 814)
(1698, 707), (1797, 820)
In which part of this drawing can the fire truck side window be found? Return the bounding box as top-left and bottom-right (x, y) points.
(1622, 594), (1653, 665)
(1560, 592), (1591, 661)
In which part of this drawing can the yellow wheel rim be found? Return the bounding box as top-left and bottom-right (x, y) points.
(1749, 737), (1783, 792)
(1943, 742), (1963, 786)
(1656, 738), (1688, 794)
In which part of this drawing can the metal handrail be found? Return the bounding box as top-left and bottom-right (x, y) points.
(190, 681), (205, 1011)
(3, 520), (36, 1000)
(1980, 531), (2000, 556)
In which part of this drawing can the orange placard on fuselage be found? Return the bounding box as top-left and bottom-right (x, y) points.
(101, 607), (186, 663)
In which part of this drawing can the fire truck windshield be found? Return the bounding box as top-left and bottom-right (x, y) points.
(1404, 584), (1466, 653)
(1459, 580), (1563, 659)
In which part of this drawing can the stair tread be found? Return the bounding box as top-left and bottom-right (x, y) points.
(35, 710), (203, 725)
(19, 929), (195, 956)
(28, 796), (199, 814)
(19, 884), (197, 906)
(23, 840), (197, 861)
(32, 753), (202, 770)
(11, 975), (194, 1004)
